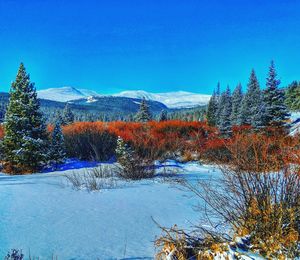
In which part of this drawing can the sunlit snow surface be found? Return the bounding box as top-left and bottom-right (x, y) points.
(0, 161), (219, 259)
(290, 112), (300, 135)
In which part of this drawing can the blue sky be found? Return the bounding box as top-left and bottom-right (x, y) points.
(0, 0), (299, 94)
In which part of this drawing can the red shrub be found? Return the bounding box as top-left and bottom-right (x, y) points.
(62, 120), (215, 161)
(62, 122), (117, 161)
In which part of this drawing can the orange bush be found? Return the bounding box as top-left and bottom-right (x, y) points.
(3, 120), (298, 165)
(62, 122), (117, 161)
(61, 120), (215, 161)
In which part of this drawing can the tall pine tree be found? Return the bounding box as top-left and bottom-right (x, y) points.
(62, 103), (75, 125)
(219, 86), (232, 136)
(238, 70), (262, 126)
(214, 82), (222, 125)
(206, 90), (218, 126)
(264, 61), (290, 128)
(2, 63), (48, 173)
(216, 89), (227, 127)
(285, 81), (300, 111)
(159, 109), (168, 121)
(135, 98), (152, 122)
(49, 120), (66, 166)
(230, 83), (243, 126)
(251, 98), (267, 131)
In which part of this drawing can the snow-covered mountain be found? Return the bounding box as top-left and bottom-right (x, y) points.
(37, 86), (101, 102)
(37, 87), (210, 108)
(114, 90), (211, 108)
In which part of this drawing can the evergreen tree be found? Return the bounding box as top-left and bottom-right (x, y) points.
(2, 63), (48, 173)
(264, 61), (290, 128)
(215, 82), (221, 99)
(216, 89), (226, 127)
(251, 99), (267, 131)
(49, 120), (66, 166)
(219, 86), (232, 136)
(115, 136), (134, 172)
(116, 136), (131, 160)
(159, 109), (168, 121)
(62, 103), (74, 125)
(230, 83), (243, 126)
(238, 70), (261, 126)
(206, 90), (218, 126)
(135, 98), (152, 122)
(214, 82), (222, 125)
(285, 81), (300, 111)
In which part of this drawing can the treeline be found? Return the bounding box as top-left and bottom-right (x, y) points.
(0, 95), (203, 124)
(207, 61), (290, 135)
(45, 101), (206, 124)
(0, 97), (141, 124)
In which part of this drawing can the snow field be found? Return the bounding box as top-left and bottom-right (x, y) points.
(0, 162), (219, 259)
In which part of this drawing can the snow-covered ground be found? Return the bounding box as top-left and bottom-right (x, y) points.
(0, 161), (219, 259)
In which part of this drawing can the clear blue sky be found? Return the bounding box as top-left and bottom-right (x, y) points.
(0, 0), (299, 94)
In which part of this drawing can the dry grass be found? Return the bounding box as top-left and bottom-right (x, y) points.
(155, 132), (300, 259)
(64, 165), (119, 191)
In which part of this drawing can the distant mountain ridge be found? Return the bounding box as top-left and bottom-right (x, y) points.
(0, 91), (168, 122)
(37, 86), (102, 102)
(114, 90), (210, 108)
(37, 87), (210, 108)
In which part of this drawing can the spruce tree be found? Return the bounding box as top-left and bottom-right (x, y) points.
(49, 120), (66, 166)
(230, 83), (243, 126)
(62, 103), (74, 125)
(238, 70), (261, 126)
(206, 90), (218, 126)
(135, 98), (152, 122)
(2, 63), (48, 173)
(251, 99), (267, 131)
(214, 82), (222, 125)
(159, 109), (168, 121)
(285, 81), (300, 111)
(216, 89), (226, 127)
(264, 61), (290, 128)
(219, 86), (232, 136)
(115, 136), (134, 173)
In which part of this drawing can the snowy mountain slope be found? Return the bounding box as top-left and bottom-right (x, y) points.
(37, 86), (101, 102)
(37, 86), (85, 102)
(37, 87), (210, 108)
(114, 90), (211, 108)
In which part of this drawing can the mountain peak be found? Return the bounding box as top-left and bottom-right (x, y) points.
(37, 86), (101, 102)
